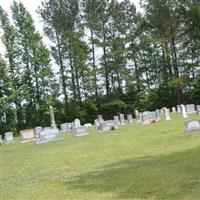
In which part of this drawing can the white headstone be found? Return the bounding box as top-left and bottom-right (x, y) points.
(4, 132), (14, 143)
(172, 107), (176, 112)
(164, 108), (171, 120)
(50, 106), (57, 129)
(74, 119), (81, 128)
(181, 104), (188, 118)
(0, 135), (3, 145)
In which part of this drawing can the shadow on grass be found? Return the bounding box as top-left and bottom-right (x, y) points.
(65, 146), (200, 199)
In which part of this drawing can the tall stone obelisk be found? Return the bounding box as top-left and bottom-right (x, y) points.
(49, 106), (57, 129)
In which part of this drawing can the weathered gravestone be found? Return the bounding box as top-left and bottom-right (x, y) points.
(94, 119), (100, 129)
(141, 112), (156, 124)
(4, 132), (13, 143)
(186, 104), (196, 114)
(196, 105), (200, 115)
(177, 105), (181, 113)
(43, 127), (51, 131)
(99, 120), (117, 132)
(163, 108), (171, 120)
(155, 109), (161, 120)
(127, 114), (133, 123)
(184, 120), (200, 132)
(135, 110), (139, 121)
(60, 123), (72, 132)
(36, 128), (59, 144)
(119, 113), (125, 125)
(113, 116), (120, 126)
(20, 129), (35, 143)
(0, 135), (3, 145)
(72, 126), (89, 136)
(97, 115), (104, 123)
(172, 107), (176, 112)
(34, 126), (43, 143)
(74, 119), (81, 128)
(181, 104), (188, 118)
(84, 123), (92, 128)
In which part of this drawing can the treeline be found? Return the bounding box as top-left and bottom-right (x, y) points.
(0, 0), (200, 134)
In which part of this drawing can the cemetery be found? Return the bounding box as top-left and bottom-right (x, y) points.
(1, 106), (200, 199)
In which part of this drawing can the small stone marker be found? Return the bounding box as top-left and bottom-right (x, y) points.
(164, 108), (171, 120)
(184, 120), (200, 132)
(0, 135), (3, 145)
(84, 123), (92, 128)
(99, 120), (117, 132)
(186, 104), (196, 114)
(135, 110), (139, 121)
(73, 126), (89, 136)
(127, 114), (133, 123)
(155, 109), (160, 120)
(119, 113), (125, 125)
(4, 132), (14, 143)
(36, 128), (59, 144)
(20, 129), (35, 143)
(181, 104), (188, 118)
(74, 119), (81, 128)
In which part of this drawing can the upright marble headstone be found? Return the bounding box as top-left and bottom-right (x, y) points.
(34, 126), (43, 143)
(97, 115), (104, 123)
(172, 107), (176, 113)
(50, 106), (57, 129)
(196, 105), (200, 115)
(177, 105), (181, 113)
(155, 109), (160, 120)
(0, 135), (3, 145)
(4, 132), (13, 143)
(119, 113), (125, 125)
(74, 119), (81, 128)
(94, 119), (100, 129)
(186, 104), (195, 114)
(181, 104), (188, 118)
(99, 120), (116, 132)
(36, 128), (59, 144)
(20, 129), (35, 143)
(184, 120), (200, 132)
(135, 110), (139, 121)
(60, 123), (72, 132)
(164, 108), (171, 120)
(141, 112), (156, 124)
(127, 114), (133, 123)
(113, 116), (120, 126)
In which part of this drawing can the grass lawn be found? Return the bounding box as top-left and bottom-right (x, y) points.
(1, 113), (200, 200)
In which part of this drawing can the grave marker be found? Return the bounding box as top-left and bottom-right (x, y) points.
(184, 120), (200, 132)
(4, 132), (13, 143)
(20, 129), (35, 143)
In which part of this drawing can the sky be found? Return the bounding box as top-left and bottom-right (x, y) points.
(0, 0), (142, 34)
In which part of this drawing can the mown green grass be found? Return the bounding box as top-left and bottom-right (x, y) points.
(1, 113), (200, 200)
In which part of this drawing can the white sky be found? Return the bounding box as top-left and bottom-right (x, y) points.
(0, 0), (141, 35)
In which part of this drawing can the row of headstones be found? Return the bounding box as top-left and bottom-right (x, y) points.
(93, 113), (134, 132)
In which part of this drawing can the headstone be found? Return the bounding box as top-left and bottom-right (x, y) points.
(43, 127), (51, 131)
(20, 129), (35, 143)
(119, 113), (125, 125)
(172, 107), (176, 113)
(74, 119), (81, 128)
(99, 120), (117, 132)
(186, 104), (196, 114)
(60, 123), (72, 132)
(0, 135), (3, 145)
(97, 115), (104, 123)
(141, 112), (156, 124)
(49, 106), (57, 129)
(177, 105), (181, 113)
(155, 109), (161, 120)
(127, 114), (133, 123)
(135, 110), (139, 121)
(73, 126), (89, 136)
(34, 126), (43, 143)
(84, 123), (92, 128)
(113, 116), (120, 126)
(94, 119), (100, 129)
(4, 132), (13, 143)
(163, 108), (171, 120)
(184, 119), (200, 132)
(181, 104), (188, 118)
(196, 105), (200, 115)
(36, 128), (59, 144)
